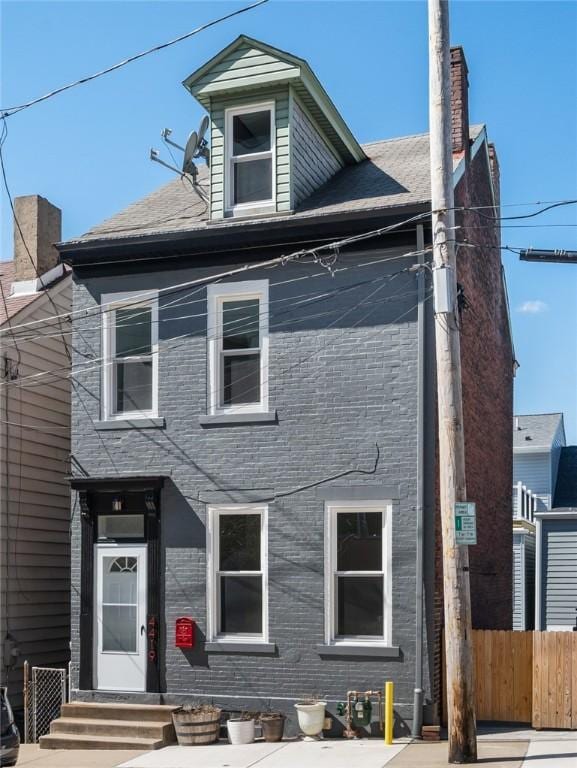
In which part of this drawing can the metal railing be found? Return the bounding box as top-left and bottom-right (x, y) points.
(513, 481), (537, 522)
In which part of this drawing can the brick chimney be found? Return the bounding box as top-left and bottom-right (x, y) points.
(13, 195), (62, 282)
(450, 46), (469, 159)
(488, 143), (501, 212)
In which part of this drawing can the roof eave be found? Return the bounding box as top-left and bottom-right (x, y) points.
(57, 200), (431, 265)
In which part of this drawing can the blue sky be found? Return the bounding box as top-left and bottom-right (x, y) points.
(1, 0), (576, 441)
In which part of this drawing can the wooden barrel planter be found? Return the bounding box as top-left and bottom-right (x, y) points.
(172, 706), (222, 745)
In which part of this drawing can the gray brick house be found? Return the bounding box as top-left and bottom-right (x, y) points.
(57, 37), (514, 735)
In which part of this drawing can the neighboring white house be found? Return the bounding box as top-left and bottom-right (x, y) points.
(0, 196), (71, 713)
(512, 413), (566, 630)
(513, 413), (566, 512)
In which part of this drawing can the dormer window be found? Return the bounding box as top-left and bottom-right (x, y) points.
(226, 103), (275, 212)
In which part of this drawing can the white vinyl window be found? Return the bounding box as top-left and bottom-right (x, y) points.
(207, 505), (268, 642)
(225, 103), (275, 212)
(325, 501), (392, 646)
(207, 280), (269, 415)
(102, 292), (159, 420)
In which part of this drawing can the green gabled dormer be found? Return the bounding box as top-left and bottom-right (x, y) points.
(183, 35), (366, 221)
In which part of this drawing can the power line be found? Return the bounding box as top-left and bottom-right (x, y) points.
(4, 271), (419, 392)
(0, 118), (77, 361)
(0, 0), (270, 118)
(30, 285), (433, 440)
(0, 213), (432, 336)
(2, 249), (430, 347)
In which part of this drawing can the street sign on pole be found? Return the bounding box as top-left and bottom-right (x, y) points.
(455, 502), (477, 545)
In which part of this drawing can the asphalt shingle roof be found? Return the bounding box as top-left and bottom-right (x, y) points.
(67, 126), (484, 245)
(513, 413), (564, 450)
(553, 446), (577, 508)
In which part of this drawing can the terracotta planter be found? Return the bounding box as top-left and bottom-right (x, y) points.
(227, 718), (255, 745)
(260, 713), (285, 742)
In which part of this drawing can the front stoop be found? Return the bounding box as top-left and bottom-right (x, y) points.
(39, 702), (178, 750)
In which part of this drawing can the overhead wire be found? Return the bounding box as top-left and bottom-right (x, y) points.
(0, 213), (433, 336)
(1, 247), (431, 348)
(4, 266), (420, 393)
(0, 0), (270, 118)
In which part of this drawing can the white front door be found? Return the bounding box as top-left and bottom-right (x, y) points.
(95, 544), (147, 691)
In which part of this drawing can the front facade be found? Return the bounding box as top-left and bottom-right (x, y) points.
(60, 37), (513, 733)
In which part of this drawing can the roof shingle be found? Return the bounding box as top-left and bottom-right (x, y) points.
(513, 413), (564, 450)
(66, 126), (484, 246)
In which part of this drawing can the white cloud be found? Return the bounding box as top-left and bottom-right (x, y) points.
(517, 300), (548, 314)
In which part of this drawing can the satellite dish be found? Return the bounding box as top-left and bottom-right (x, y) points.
(198, 115), (209, 144)
(182, 130), (198, 175)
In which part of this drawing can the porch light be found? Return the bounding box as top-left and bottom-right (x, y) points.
(111, 495), (124, 512)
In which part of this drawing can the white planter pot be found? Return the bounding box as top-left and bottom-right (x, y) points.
(227, 718), (255, 745)
(294, 702), (327, 738)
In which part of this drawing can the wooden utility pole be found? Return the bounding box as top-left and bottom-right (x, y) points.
(428, 0), (477, 762)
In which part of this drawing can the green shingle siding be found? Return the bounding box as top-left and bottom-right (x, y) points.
(209, 88), (290, 219)
(191, 45), (299, 105)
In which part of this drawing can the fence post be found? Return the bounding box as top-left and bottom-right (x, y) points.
(23, 660), (29, 744)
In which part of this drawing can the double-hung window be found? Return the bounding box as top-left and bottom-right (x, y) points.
(102, 292), (159, 420)
(326, 501), (391, 645)
(226, 103), (275, 211)
(207, 281), (269, 415)
(208, 506), (268, 642)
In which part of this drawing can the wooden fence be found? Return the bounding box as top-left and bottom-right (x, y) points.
(442, 630), (577, 729)
(533, 631), (577, 729)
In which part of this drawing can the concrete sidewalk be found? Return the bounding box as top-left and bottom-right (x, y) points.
(119, 739), (407, 768)
(386, 740), (528, 767)
(16, 745), (146, 767)
(14, 733), (577, 767)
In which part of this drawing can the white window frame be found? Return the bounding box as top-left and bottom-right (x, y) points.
(324, 500), (392, 646)
(102, 291), (159, 421)
(206, 280), (269, 415)
(206, 504), (269, 643)
(225, 101), (276, 214)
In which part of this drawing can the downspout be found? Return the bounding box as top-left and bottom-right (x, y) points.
(412, 224), (426, 738)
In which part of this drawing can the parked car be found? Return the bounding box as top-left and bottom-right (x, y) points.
(0, 688), (19, 767)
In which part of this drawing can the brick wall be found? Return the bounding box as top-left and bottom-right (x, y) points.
(69, 248), (425, 730)
(456, 146), (514, 630)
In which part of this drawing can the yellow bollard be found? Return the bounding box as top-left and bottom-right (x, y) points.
(384, 681), (394, 745)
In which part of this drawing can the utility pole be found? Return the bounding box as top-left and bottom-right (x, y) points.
(428, 0), (477, 763)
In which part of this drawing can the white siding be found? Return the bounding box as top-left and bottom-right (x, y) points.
(0, 279), (71, 711)
(512, 533), (524, 630)
(513, 451), (552, 510)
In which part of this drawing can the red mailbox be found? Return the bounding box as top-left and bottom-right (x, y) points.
(175, 617), (195, 648)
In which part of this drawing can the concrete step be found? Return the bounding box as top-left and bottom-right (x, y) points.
(60, 702), (178, 723)
(50, 716), (175, 740)
(39, 732), (164, 750)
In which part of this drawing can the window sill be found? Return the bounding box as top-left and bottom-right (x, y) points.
(316, 644), (401, 659)
(199, 411), (277, 427)
(94, 417), (165, 431)
(204, 641), (277, 655)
